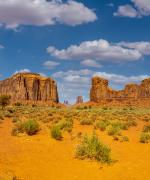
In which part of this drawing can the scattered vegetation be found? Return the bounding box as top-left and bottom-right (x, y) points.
(140, 132), (150, 143)
(76, 133), (112, 163)
(107, 124), (121, 136)
(0, 95), (11, 109)
(51, 125), (62, 140)
(95, 120), (110, 131)
(80, 119), (93, 125)
(121, 136), (129, 142)
(12, 119), (39, 136)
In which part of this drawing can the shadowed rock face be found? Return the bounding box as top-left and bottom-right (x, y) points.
(90, 76), (150, 102)
(0, 73), (59, 103)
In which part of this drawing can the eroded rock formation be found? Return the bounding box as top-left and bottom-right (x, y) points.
(76, 96), (83, 104)
(90, 76), (150, 102)
(0, 73), (59, 103)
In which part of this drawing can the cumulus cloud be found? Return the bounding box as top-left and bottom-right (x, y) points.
(114, 5), (139, 18)
(94, 72), (149, 85)
(114, 0), (150, 18)
(117, 41), (150, 55)
(52, 69), (149, 103)
(81, 59), (102, 68)
(133, 0), (150, 16)
(0, 0), (97, 29)
(43, 60), (60, 69)
(47, 39), (142, 63)
(13, 69), (31, 75)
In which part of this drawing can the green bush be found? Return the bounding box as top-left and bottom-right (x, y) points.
(121, 136), (129, 142)
(0, 95), (11, 109)
(80, 119), (93, 125)
(95, 120), (110, 131)
(76, 133), (111, 163)
(107, 124), (121, 136)
(126, 119), (137, 127)
(11, 120), (24, 136)
(143, 125), (150, 133)
(57, 119), (73, 132)
(140, 132), (150, 143)
(23, 119), (39, 135)
(14, 102), (22, 106)
(113, 135), (119, 141)
(51, 125), (62, 140)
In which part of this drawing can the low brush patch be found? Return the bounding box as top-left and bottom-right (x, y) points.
(75, 133), (112, 164)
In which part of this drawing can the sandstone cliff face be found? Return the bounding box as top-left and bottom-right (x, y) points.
(90, 76), (150, 102)
(0, 73), (59, 103)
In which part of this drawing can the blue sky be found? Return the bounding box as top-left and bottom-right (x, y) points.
(0, 0), (150, 103)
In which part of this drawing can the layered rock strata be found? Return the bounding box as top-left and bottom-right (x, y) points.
(0, 73), (59, 103)
(90, 76), (150, 102)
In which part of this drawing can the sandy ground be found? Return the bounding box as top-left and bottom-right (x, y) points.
(0, 119), (150, 180)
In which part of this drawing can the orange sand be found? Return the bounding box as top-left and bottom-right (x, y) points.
(0, 119), (150, 180)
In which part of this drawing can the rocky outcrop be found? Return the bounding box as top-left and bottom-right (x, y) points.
(90, 76), (150, 102)
(0, 73), (59, 103)
(76, 96), (83, 104)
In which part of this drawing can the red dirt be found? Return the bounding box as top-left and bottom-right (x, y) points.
(0, 119), (150, 180)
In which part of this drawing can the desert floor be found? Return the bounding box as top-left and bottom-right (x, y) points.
(0, 106), (150, 180)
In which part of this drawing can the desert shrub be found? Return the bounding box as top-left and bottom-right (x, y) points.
(143, 125), (150, 133)
(76, 133), (111, 163)
(51, 125), (62, 140)
(113, 135), (119, 141)
(12, 119), (39, 136)
(23, 120), (39, 135)
(14, 102), (22, 106)
(0, 95), (11, 109)
(80, 119), (93, 125)
(143, 116), (150, 122)
(4, 112), (13, 118)
(11, 121), (24, 136)
(107, 124), (121, 136)
(126, 119), (137, 127)
(140, 132), (150, 143)
(102, 107), (108, 110)
(121, 136), (129, 142)
(95, 120), (110, 131)
(57, 119), (73, 132)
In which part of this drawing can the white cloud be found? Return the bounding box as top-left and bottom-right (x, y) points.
(94, 72), (149, 85)
(0, 0), (97, 29)
(114, 0), (150, 18)
(43, 60), (60, 69)
(52, 69), (149, 103)
(132, 0), (150, 16)
(114, 4), (139, 18)
(39, 72), (47, 77)
(13, 69), (31, 75)
(47, 39), (142, 63)
(117, 41), (150, 55)
(81, 59), (102, 68)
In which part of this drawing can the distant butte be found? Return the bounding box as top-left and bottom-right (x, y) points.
(0, 73), (59, 103)
(90, 76), (150, 102)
